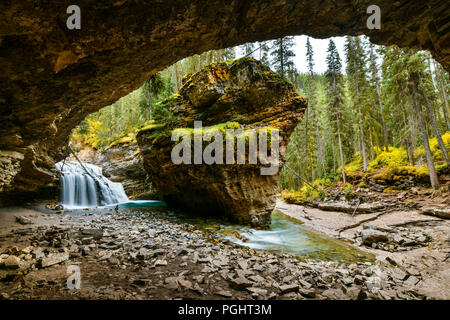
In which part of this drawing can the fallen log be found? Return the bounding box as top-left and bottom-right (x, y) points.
(316, 201), (388, 214)
(420, 207), (450, 219)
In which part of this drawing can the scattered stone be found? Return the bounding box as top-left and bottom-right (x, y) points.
(228, 277), (253, 290)
(279, 284), (299, 294)
(216, 290), (233, 298)
(81, 229), (103, 240)
(247, 287), (268, 297)
(404, 276), (419, 287)
(298, 288), (316, 298)
(361, 229), (389, 246)
(132, 279), (150, 286)
(390, 268), (408, 281)
(40, 252), (69, 268)
(155, 259), (168, 267)
(3, 255), (20, 269)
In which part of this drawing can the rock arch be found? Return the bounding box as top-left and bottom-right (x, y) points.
(0, 0), (448, 201)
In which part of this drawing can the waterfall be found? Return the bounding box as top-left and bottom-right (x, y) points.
(56, 161), (129, 208)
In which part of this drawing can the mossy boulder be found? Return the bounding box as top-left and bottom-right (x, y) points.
(136, 58), (306, 227)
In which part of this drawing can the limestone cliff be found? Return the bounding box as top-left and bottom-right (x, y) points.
(136, 58), (307, 227)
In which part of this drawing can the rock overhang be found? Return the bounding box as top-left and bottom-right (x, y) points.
(0, 0), (448, 202)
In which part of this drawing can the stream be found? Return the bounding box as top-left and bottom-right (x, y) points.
(56, 161), (374, 265)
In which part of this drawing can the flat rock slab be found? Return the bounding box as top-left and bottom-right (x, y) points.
(40, 252), (69, 268)
(420, 207), (450, 219)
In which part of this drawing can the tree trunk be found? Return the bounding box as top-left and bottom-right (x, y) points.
(315, 110), (325, 175)
(375, 77), (389, 151)
(419, 77), (450, 166)
(402, 108), (415, 165)
(280, 38), (284, 76)
(411, 73), (440, 190)
(174, 62), (180, 90)
(355, 78), (367, 171)
(434, 61), (450, 131)
(336, 111), (346, 184)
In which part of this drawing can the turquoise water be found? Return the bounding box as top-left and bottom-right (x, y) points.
(216, 210), (374, 263)
(116, 200), (167, 209)
(144, 206), (375, 264)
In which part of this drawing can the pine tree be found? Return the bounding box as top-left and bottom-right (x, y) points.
(270, 37), (295, 78)
(241, 43), (255, 57)
(325, 39), (346, 183)
(305, 37), (324, 178)
(345, 36), (368, 171)
(369, 43), (389, 151)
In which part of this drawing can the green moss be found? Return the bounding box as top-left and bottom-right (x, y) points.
(344, 154), (363, 178)
(292, 95), (307, 106)
(103, 133), (136, 151)
(368, 147), (409, 172)
(383, 186), (401, 193)
(414, 131), (450, 161)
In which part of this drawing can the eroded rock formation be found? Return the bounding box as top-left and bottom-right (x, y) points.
(0, 0), (449, 202)
(136, 58), (306, 227)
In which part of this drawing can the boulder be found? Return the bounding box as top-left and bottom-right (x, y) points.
(361, 229), (390, 246)
(136, 58), (306, 227)
(2, 255), (21, 269)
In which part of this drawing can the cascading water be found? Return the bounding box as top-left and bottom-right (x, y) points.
(56, 161), (129, 208)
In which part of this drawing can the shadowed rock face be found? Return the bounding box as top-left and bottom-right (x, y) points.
(0, 0), (449, 202)
(136, 58), (306, 227)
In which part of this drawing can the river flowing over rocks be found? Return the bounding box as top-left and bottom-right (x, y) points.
(2, 204), (448, 300)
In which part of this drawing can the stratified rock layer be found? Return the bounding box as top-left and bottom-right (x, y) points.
(136, 58), (307, 227)
(0, 0), (448, 202)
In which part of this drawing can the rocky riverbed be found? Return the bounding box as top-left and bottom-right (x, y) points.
(1, 202), (449, 300)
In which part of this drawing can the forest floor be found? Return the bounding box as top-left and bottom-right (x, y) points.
(0, 193), (449, 300)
